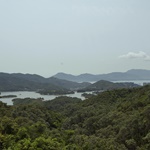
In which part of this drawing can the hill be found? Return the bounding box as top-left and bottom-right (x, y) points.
(77, 80), (140, 92)
(126, 69), (150, 79)
(1, 85), (150, 149)
(53, 69), (150, 82)
(12, 73), (90, 89)
(0, 73), (90, 94)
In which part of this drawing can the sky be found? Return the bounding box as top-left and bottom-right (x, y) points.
(0, 0), (150, 77)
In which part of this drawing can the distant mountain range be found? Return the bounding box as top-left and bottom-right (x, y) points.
(0, 69), (149, 93)
(0, 73), (90, 92)
(53, 69), (150, 82)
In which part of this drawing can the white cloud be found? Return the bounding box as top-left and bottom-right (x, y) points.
(119, 51), (150, 61)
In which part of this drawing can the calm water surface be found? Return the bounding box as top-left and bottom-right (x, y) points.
(0, 91), (85, 105)
(1, 80), (150, 105)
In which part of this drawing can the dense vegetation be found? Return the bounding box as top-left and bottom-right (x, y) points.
(37, 88), (74, 95)
(77, 80), (139, 92)
(1, 85), (150, 149)
(0, 95), (17, 98)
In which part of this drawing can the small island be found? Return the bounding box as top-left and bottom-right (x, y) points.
(37, 89), (74, 95)
(0, 95), (17, 98)
(77, 80), (140, 92)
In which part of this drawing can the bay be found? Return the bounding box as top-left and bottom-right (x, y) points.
(0, 91), (85, 105)
(1, 80), (150, 105)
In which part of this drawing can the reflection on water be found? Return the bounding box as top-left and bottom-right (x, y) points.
(0, 91), (85, 105)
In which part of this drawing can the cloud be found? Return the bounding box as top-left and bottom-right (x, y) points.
(119, 51), (150, 61)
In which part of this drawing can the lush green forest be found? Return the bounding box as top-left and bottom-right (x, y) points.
(0, 85), (150, 149)
(77, 80), (139, 92)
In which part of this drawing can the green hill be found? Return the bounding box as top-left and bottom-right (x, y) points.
(77, 80), (139, 92)
(0, 85), (150, 149)
(0, 73), (90, 94)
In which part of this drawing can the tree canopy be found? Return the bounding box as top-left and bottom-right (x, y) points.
(0, 85), (150, 149)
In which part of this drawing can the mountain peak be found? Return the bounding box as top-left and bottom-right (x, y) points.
(53, 69), (150, 82)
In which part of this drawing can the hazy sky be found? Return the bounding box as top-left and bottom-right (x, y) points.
(0, 0), (150, 77)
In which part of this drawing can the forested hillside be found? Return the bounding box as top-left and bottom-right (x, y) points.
(0, 73), (90, 94)
(77, 80), (139, 92)
(0, 85), (150, 149)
